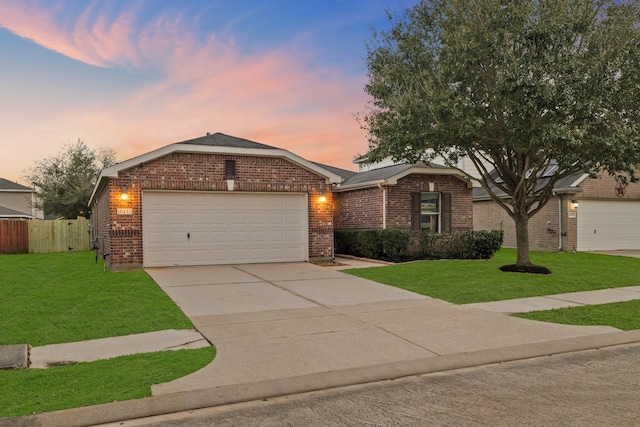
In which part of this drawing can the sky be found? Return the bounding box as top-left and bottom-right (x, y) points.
(0, 0), (419, 185)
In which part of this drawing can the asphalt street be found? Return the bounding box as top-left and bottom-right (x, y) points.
(101, 343), (640, 427)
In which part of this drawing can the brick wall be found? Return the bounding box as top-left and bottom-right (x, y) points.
(92, 184), (112, 264)
(334, 174), (473, 232)
(387, 174), (473, 231)
(579, 173), (640, 199)
(333, 187), (384, 229)
(94, 153), (333, 270)
(474, 195), (578, 251)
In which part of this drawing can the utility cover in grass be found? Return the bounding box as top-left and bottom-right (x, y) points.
(0, 344), (28, 369)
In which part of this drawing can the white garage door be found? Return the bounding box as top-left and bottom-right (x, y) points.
(142, 192), (308, 267)
(577, 200), (640, 251)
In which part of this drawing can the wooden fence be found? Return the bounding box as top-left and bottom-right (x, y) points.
(0, 219), (92, 254)
(0, 220), (29, 254)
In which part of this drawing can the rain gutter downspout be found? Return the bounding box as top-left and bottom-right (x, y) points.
(378, 183), (387, 229)
(557, 194), (563, 251)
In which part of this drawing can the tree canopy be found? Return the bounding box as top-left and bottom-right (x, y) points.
(363, 0), (640, 268)
(24, 140), (116, 219)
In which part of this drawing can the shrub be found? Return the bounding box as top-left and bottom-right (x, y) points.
(380, 229), (411, 260)
(355, 230), (382, 259)
(463, 230), (504, 259)
(336, 229), (503, 262)
(418, 229), (437, 258)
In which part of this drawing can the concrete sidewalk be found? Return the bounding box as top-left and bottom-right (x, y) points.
(465, 286), (640, 314)
(5, 257), (640, 427)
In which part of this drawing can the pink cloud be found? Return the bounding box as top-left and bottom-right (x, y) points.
(0, 1), (369, 183)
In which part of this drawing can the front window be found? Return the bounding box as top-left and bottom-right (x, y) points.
(420, 192), (440, 232)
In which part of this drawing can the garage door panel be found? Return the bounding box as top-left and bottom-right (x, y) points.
(209, 213), (227, 224)
(229, 231), (247, 243)
(250, 213), (266, 224)
(143, 192), (308, 267)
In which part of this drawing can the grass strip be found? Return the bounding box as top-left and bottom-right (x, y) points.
(0, 251), (193, 346)
(343, 249), (640, 304)
(515, 300), (640, 331)
(0, 347), (215, 418)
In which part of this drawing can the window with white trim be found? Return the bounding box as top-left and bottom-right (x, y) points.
(420, 192), (440, 232)
(411, 191), (452, 233)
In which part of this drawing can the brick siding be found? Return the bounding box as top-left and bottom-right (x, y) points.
(473, 196), (576, 251)
(333, 187), (384, 229)
(579, 173), (640, 199)
(334, 174), (473, 232)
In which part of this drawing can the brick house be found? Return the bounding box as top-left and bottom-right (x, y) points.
(90, 133), (474, 271)
(89, 133), (342, 271)
(473, 170), (640, 252)
(332, 163), (473, 233)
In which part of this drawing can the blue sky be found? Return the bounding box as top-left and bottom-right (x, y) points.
(0, 0), (418, 184)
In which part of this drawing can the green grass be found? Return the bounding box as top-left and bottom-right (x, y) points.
(0, 347), (215, 418)
(344, 249), (640, 304)
(0, 251), (217, 418)
(0, 251), (193, 346)
(515, 300), (640, 331)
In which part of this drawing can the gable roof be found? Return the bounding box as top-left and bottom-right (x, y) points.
(177, 133), (277, 149)
(89, 133), (344, 206)
(334, 162), (470, 191)
(0, 205), (33, 218)
(0, 178), (32, 192)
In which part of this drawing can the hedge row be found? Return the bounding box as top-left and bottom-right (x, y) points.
(334, 229), (504, 262)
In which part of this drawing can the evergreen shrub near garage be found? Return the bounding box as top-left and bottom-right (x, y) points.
(334, 229), (503, 262)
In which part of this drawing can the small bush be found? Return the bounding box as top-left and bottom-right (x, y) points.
(463, 230), (504, 259)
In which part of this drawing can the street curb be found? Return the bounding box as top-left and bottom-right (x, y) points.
(4, 329), (640, 427)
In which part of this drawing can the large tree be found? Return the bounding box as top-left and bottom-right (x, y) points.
(25, 140), (116, 219)
(363, 0), (640, 270)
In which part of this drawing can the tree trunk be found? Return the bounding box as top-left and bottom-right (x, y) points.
(514, 212), (532, 266)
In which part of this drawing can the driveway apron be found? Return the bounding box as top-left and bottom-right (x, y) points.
(146, 263), (616, 395)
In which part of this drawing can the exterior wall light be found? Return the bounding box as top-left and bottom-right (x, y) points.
(120, 186), (129, 201)
(571, 199), (579, 209)
(318, 191), (327, 203)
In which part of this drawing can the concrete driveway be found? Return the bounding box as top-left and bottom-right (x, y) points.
(145, 262), (620, 396)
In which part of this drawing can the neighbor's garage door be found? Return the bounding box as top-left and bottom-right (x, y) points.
(577, 200), (640, 251)
(142, 192), (308, 267)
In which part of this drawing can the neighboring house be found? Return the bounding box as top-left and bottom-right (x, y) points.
(333, 162), (473, 233)
(473, 169), (640, 252)
(0, 178), (43, 219)
(89, 133), (342, 271)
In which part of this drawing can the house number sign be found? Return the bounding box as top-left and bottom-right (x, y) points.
(117, 208), (133, 215)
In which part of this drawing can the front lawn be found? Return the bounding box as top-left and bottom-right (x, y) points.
(516, 300), (640, 331)
(0, 251), (216, 419)
(0, 347), (215, 418)
(344, 249), (640, 304)
(0, 251), (193, 346)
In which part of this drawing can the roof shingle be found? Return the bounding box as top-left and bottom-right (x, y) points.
(176, 133), (277, 150)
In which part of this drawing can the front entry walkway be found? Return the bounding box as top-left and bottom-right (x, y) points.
(145, 262), (620, 395)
